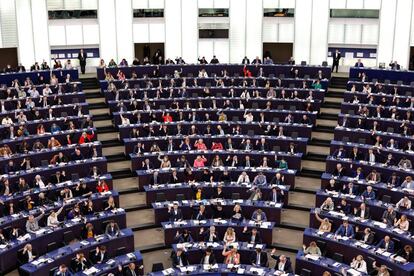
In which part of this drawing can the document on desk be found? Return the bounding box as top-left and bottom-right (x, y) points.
(84, 267), (100, 275)
(162, 268), (175, 275)
(305, 254), (320, 261)
(347, 268), (362, 275)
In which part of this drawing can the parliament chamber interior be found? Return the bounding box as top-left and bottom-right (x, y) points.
(0, 0), (414, 275)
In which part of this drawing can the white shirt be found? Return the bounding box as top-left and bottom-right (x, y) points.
(203, 255), (210, 265)
(28, 250), (34, 262)
(351, 260), (367, 273)
(237, 174), (250, 184)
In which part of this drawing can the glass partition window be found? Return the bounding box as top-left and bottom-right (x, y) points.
(199, 29), (229, 39)
(199, 9), (229, 17)
(133, 9), (164, 18)
(263, 8), (294, 17)
(330, 9), (380, 19)
(48, 10), (97, 19)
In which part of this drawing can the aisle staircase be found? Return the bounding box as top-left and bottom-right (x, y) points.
(83, 73), (350, 270)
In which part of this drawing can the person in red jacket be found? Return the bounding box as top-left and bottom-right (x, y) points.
(211, 142), (223, 150)
(243, 65), (252, 77)
(162, 112), (173, 123)
(78, 131), (95, 144)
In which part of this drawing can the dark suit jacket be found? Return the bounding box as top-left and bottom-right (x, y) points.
(251, 251), (268, 267)
(271, 255), (293, 273)
(172, 252), (189, 268)
(354, 207), (370, 219)
(90, 250), (108, 264)
(244, 231), (262, 244)
(333, 53), (341, 63)
(78, 53), (87, 65)
(200, 253), (217, 265)
(202, 230), (219, 242)
(19, 249), (36, 264)
(376, 240), (395, 253)
(360, 232), (375, 245)
(124, 268), (142, 276)
(169, 209), (183, 222)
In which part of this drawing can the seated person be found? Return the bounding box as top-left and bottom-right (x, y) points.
(25, 211), (45, 234)
(336, 198), (351, 215)
(350, 255), (367, 274)
(251, 247), (268, 267)
(200, 225), (219, 242)
(356, 227), (375, 245)
(200, 247), (217, 265)
(394, 214), (409, 231)
(334, 219), (354, 238)
(353, 203), (370, 219)
(270, 250), (293, 273)
(251, 209), (267, 223)
(302, 241), (322, 256)
(243, 226), (262, 244)
(396, 196), (412, 210)
(223, 227), (236, 245)
(332, 163), (345, 178)
(222, 245), (240, 265)
(381, 206), (397, 226)
(231, 203), (244, 223)
(90, 245), (108, 264)
(175, 229), (194, 243)
(105, 220), (120, 237)
(397, 245), (414, 263)
(71, 253), (90, 272)
(168, 203), (183, 222)
(376, 235), (394, 253)
(320, 197), (334, 212)
(172, 248), (189, 268)
(360, 185), (376, 200)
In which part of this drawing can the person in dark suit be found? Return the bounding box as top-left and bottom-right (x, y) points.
(105, 221), (120, 237)
(90, 245), (108, 264)
(288, 57), (295, 65)
(172, 248), (189, 268)
(336, 198), (351, 215)
(332, 49), (341, 73)
(78, 49), (87, 74)
(19, 244), (36, 263)
(335, 220), (355, 238)
(200, 226), (219, 242)
(250, 247), (268, 267)
(332, 146), (346, 159)
(389, 61), (401, 70)
(210, 56), (219, 64)
(353, 203), (370, 219)
(242, 227), (262, 244)
(350, 146), (364, 161)
(71, 253), (90, 272)
(332, 163), (345, 178)
(357, 227), (375, 245)
(200, 247), (217, 265)
(354, 59), (364, 67)
(168, 203), (183, 222)
(270, 250), (293, 273)
(376, 236), (395, 253)
(175, 229), (194, 243)
(387, 173), (401, 187)
(122, 262), (141, 276)
(398, 245), (414, 263)
(252, 56), (262, 65)
(242, 56), (250, 64)
(53, 264), (72, 276)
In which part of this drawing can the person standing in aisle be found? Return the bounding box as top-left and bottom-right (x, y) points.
(78, 49), (87, 74)
(332, 49), (341, 73)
